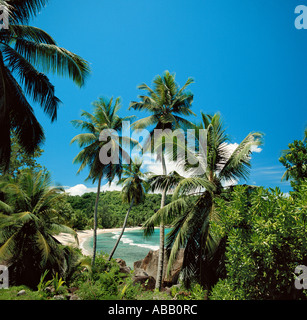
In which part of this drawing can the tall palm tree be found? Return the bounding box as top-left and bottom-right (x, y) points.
(0, 0), (90, 170)
(144, 112), (263, 289)
(108, 158), (149, 261)
(0, 170), (77, 288)
(71, 97), (136, 267)
(129, 70), (195, 290)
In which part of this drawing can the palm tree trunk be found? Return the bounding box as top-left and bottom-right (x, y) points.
(108, 197), (135, 261)
(155, 153), (167, 290)
(92, 172), (103, 267)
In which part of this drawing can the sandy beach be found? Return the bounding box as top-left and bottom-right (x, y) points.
(54, 227), (142, 256)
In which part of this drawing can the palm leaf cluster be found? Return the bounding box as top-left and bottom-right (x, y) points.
(144, 112), (263, 288)
(71, 97), (136, 184)
(71, 96), (137, 266)
(118, 158), (149, 205)
(108, 158), (149, 260)
(0, 0), (90, 171)
(129, 70), (195, 155)
(0, 170), (77, 288)
(129, 70), (196, 290)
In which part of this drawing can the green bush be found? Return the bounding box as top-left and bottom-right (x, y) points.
(75, 253), (125, 300)
(210, 182), (307, 300)
(209, 279), (245, 300)
(170, 282), (207, 300)
(78, 273), (119, 300)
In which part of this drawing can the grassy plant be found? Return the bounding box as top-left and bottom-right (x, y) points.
(52, 273), (66, 295)
(37, 270), (52, 292)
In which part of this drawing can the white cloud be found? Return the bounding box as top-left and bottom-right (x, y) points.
(65, 184), (97, 196)
(65, 181), (122, 196)
(250, 145), (262, 153)
(100, 181), (122, 192)
(142, 152), (191, 178)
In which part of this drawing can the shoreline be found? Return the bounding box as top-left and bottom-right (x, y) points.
(55, 227), (143, 256)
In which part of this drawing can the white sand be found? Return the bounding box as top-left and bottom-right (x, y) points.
(54, 227), (142, 256)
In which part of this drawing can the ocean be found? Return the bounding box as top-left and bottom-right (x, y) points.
(83, 228), (172, 268)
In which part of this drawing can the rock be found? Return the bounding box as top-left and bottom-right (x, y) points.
(133, 269), (148, 277)
(45, 286), (55, 294)
(53, 295), (65, 300)
(68, 294), (80, 300)
(115, 258), (127, 267)
(133, 259), (142, 269)
(132, 276), (156, 291)
(17, 289), (26, 296)
(134, 249), (184, 286)
(119, 266), (131, 274)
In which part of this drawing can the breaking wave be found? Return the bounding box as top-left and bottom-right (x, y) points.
(111, 231), (159, 251)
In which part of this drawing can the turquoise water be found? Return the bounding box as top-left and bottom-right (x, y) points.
(84, 228), (171, 268)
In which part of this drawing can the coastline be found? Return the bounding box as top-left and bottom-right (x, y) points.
(55, 227), (143, 256)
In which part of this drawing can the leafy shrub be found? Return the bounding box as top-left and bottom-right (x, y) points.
(170, 282), (207, 300)
(210, 183), (307, 300)
(75, 253), (124, 300)
(209, 279), (245, 300)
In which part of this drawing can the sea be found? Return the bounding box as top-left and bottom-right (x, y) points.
(83, 228), (172, 268)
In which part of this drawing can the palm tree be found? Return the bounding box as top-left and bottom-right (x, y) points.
(129, 70), (195, 290)
(144, 112), (263, 289)
(0, 170), (77, 288)
(71, 97), (136, 267)
(108, 158), (149, 261)
(0, 0), (90, 170)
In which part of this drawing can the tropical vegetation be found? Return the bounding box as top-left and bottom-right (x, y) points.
(108, 158), (149, 261)
(70, 96), (136, 266)
(144, 112), (263, 289)
(0, 1), (306, 301)
(0, 0), (90, 171)
(129, 70), (195, 290)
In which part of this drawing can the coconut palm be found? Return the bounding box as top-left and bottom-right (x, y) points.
(108, 158), (149, 261)
(71, 97), (136, 267)
(144, 112), (263, 289)
(129, 70), (195, 290)
(0, 0), (90, 170)
(0, 170), (77, 288)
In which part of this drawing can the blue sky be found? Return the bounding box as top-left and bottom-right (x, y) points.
(29, 0), (306, 194)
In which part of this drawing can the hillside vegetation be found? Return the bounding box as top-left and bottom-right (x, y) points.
(63, 191), (170, 230)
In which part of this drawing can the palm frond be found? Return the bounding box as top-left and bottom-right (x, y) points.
(2, 43), (61, 121)
(14, 39), (90, 87)
(4, 65), (45, 155)
(35, 230), (51, 267)
(143, 197), (188, 237)
(9, 0), (49, 23)
(4, 25), (56, 44)
(219, 132), (263, 182)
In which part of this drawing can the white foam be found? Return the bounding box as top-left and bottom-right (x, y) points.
(111, 231), (159, 251)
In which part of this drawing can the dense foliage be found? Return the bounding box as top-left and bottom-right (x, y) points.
(0, 171), (77, 288)
(279, 138), (307, 190)
(0, 1), (305, 297)
(0, 0), (90, 171)
(64, 191), (169, 230)
(210, 182), (307, 300)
